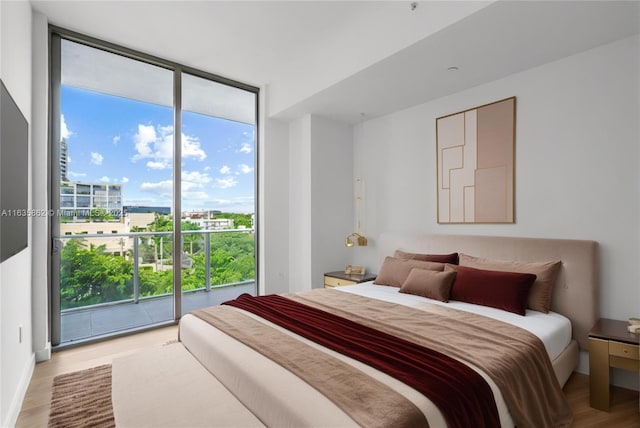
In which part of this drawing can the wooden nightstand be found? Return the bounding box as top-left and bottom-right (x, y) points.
(324, 271), (376, 288)
(588, 318), (640, 411)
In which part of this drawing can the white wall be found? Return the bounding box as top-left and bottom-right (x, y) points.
(0, 1), (35, 426)
(260, 112), (290, 295)
(352, 35), (640, 387)
(287, 115), (354, 291)
(309, 115), (354, 289)
(288, 115), (313, 291)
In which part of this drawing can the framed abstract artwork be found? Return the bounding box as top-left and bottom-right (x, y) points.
(436, 97), (516, 224)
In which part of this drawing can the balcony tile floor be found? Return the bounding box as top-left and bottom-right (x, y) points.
(60, 283), (255, 344)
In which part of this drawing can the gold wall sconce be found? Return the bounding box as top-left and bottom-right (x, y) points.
(345, 232), (367, 247)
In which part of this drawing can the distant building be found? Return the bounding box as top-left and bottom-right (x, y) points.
(126, 213), (157, 231)
(124, 205), (171, 215)
(181, 209), (221, 219)
(182, 210), (230, 230)
(60, 138), (68, 181)
(60, 181), (123, 222)
(60, 221), (129, 255)
(203, 218), (234, 230)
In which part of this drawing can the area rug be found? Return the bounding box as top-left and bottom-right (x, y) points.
(48, 364), (115, 428)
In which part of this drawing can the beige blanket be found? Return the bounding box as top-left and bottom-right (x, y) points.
(192, 288), (572, 428)
(288, 289), (572, 428)
(193, 305), (429, 428)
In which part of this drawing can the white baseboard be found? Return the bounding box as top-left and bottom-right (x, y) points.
(2, 353), (35, 428)
(35, 342), (51, 362)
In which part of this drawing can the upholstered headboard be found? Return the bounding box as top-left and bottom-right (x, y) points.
(377, 233), (600, 350)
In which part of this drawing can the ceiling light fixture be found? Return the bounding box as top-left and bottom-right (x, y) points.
(447, 66), (459, 71)
(411, 2), (418, 11)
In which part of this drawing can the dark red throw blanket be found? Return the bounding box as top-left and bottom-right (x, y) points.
(224, 293), (501, 428)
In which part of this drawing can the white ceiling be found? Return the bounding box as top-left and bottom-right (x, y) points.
(31, 1), (640, 124)
(61, 39), (257, 124)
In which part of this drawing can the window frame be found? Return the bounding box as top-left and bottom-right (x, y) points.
(49, 26), (260, 346)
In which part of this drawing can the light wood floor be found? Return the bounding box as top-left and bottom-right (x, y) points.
(16, 326), (640, 428)
(16, 325), (179, 428)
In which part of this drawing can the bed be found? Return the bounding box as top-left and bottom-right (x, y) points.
(114, 233), (599, 428)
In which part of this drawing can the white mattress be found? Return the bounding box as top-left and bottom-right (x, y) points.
(336, 282), (572, 361)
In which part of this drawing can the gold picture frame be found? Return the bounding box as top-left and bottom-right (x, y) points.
(436, 97), (516, 224)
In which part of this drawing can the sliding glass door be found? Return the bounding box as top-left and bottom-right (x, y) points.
(180, 73), (257, 315)
(50, 30), (258, 346)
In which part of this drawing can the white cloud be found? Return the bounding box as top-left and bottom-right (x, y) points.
(67, 156), (72, 164)
(61, 114), (73, 140)
(140, 180), (173, 197)
(181, 181), (200, 192)
(213, 177), (238, 189)
(147, 160), (170, 170)
(212, 196), (255, 213)
(219, 165), (231, 174)
(213, 198), (232, 205)
(239, 143), (252, 154)
(182, 134), (206, 160)
(132, 123), (206, 163)
(98, 176), (110, 183)
(140, 178), (209, 197)
(204, 166), (211, 171)
(132, 124), (156, 160)
(183, 191), (209, 200)
(121, 177), (129, 183)
(238, 164), (253, 174)
(113, 135), (121, 145)
(182, 170), (211, 186)
(68, 171), (86, 179)
(158, 124), (173, 135)
(90, 152), (104, 165)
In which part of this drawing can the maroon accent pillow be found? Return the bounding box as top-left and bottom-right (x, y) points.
(394, 250), (459, 265)
(458, 254), (561, 313)
(449, 265), (537, 316)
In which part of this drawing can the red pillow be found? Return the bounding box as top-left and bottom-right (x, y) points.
(449, 265), (536, 316)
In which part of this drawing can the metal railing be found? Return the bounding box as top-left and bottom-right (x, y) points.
(57, 228), (255, 311)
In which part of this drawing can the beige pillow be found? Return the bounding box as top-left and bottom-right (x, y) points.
(458, 253), (561, 313)
(373, 256), (445, 287)
(394, 250), (459, 264)
(399, 268), (457, 302)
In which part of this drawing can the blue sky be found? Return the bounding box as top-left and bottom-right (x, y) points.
(61, 85), (255, 213)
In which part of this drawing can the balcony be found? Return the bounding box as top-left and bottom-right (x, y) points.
(61, 282), (255, 343)
(57, 228), (256, 345)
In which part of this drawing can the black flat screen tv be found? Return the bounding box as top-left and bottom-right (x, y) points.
(0, 79), (29, 262)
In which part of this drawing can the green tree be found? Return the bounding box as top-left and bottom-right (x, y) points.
(139, 266), (173, 296)
(182, 221), (203, 254)
(60, 216), (256, 309)
(147, 214), (173, 261)
(208, 232), (255, 286)
(60, 239), (133, 309)
(212, 213), (253, 229)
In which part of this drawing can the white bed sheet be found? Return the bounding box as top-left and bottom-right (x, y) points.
(336, 282), (572, 361)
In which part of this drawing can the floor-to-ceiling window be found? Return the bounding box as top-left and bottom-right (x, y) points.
(50, 29), (258, 346)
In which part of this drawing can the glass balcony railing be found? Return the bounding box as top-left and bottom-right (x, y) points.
(58, 228), (255, 312)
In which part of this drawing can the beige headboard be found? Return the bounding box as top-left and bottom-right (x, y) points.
(378, 233), (599, 350)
